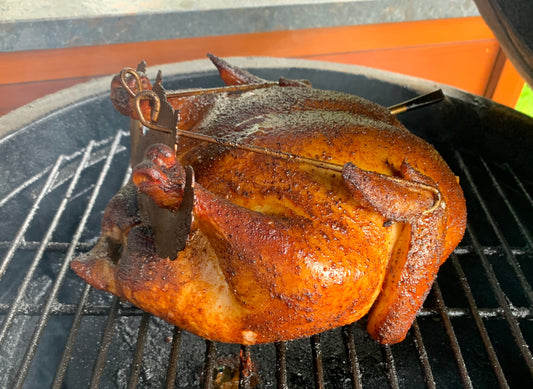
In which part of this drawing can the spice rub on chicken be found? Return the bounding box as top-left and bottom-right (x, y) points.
(71, 55), (466, 345)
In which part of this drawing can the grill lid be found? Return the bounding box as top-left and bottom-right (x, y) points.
(474, 0), (533, 87)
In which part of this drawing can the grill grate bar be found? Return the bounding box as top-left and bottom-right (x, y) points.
(411, 319), (436, 389)
(0, 155), (63, 279)
(417, 306), (532, 318)
(12, 131), (125, 387)
(433, 281), (474, 388)
(455, 150), (533, 307)
(127, 312), (152, 389)
(4, 240), (529, 257)
(0, 302), (140, 316)
(453, 245), (528, 256)
(311, 334), (325, 389)
(0, 164), (54, 209)
(46, 145), (126, 199)
(342, 324), (363, 389)
(450, 253), (510, 388)
(9, 142), (96, 388)
(51, 283), (92, 388)
(381, 345), (400, 389)
(504, 163), (533, 208)
(52, 164), (132, 387)
(0, 240), (95, 251)
(480, 158), (533, 249)
(164, 327), (183, 388)
(203, 340), (217, 389)
(2, 303), (532, 319)
(275, 341), (288, 389)
(0, 153), (80, 348)
(0, 132), (126, 210)
(467, 224), (533, 376)
(89, 296), (120, 388)
(0, 156), (64, 347)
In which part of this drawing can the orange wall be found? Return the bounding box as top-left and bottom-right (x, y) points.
(0, 16), (523, 117)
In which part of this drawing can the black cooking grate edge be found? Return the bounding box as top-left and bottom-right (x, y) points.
(0, 130), (532, 388)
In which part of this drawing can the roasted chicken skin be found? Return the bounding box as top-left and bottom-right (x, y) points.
(71, 56), (466, 345)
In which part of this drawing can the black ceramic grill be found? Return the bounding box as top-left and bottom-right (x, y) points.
(0, 58), (532, 388)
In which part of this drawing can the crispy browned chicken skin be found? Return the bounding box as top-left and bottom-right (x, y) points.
(71, 56), (466, 345)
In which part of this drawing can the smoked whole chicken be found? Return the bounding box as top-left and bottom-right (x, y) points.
(71, 55), (466, 345)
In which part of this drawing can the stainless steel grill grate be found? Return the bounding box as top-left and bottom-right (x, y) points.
(0, 59), (532, 388)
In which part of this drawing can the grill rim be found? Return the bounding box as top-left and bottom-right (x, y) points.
(0, 55), (522, 139)
(0, 58), (532, 388)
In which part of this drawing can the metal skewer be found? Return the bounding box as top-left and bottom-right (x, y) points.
(177, 129), (345, 172)
(134, 88), (445, 174)
(167, 125), (441, 214)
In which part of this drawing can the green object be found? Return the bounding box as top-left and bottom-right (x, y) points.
(515, 83), (533, 118)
